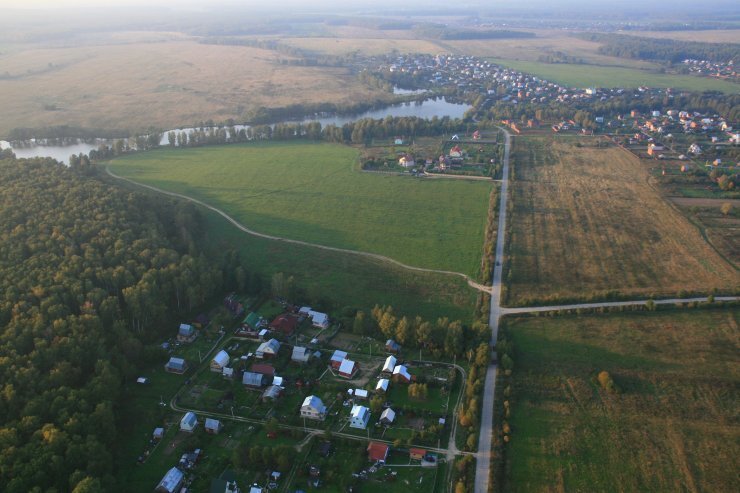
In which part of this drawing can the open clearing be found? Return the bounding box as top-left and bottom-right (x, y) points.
(498, 309), (740, 493)
(488, 58), (739, 93)
(505, 137), (738, 305)
(110, 141), (493, 277)
(0, 38), (386, 136)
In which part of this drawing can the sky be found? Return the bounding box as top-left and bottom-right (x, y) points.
(2, 0), (738, 9)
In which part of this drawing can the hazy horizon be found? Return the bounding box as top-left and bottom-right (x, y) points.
(2, 0), (739, 12)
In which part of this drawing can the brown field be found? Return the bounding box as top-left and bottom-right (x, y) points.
(499, 309), (740, 493)
(442, 30), (658, 69)
(0, 37), (386, 135)
(505, 136), (739, 305)
(280, 36), (443, 56)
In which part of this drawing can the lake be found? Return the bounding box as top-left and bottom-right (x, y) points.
(0, 97), (471, 164)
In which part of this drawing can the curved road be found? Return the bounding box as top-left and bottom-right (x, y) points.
(105, 166), (491, 294)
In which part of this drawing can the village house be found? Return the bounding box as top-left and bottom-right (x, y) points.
(299, 307), (330, 329)
(338, 359), (359, 378)
(269, 314), (299, 336)
(239, 312), (264, 336)
(382, 355), (397, 374)
(155, 467), (185, 493)
(262, 385), (282, 402)
(392, 365), (412, 383)
(449, 145), (463, 158)
(180, 412), (198, 433)
(366, 442), (390, 463)
(291, 346), (311, 363)
(250, 363), (276, 377)
(222, 367), (234, 379)
(300, 395), (327, 420)
(177, 323), (197, 343)
(647, 143), (665, 156)
(349, 405), (370, 429)
(256, 338), (280, 359)
(409, 448), (427, 461)
(164, 357), (188, 374)
(379, 407), (396, 425)
(376, 378), (390, 392)
(348, 388), (368, 400)
(153, 427), (164, 441)
(242, 372), (266, 388)
(211, 350), (230, 372)
(385, 339), (401, 353)
(330, 350), (347, 369)
(205, 418), (223, 435)
(399, 154), (415, 167)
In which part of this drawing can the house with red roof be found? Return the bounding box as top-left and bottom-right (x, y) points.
(269, 314), (299, 336)
(367, 442), (390, 463)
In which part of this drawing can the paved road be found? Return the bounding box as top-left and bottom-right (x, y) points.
(106, 166), (490, 294)
(475, 127), (512, 493)
(501, 296), (739, 314)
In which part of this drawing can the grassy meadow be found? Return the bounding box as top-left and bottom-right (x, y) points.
(497, 309), (740, 492)
(505, 137), (739, 305)
(488, 58), (739, 93)
(109, 141), (493, 277)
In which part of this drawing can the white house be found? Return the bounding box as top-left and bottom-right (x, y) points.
(382, 355), (396, 373)
(256, 338), (281, 359)
(222, 367), (234, 379)
(349, 405), (370, 429)
(330, 350), (347, 369)
(380, 408), (396, 425)
(292, 346), (311, 363)
(308, 310), (329, 329)
(205, 418), (222, 434)
(155, 467), (185, 493)
(301, 395), (327, 421)
(211, 350), (230, 372)
(180, 412), (198, 433)
(353, 388), (368, 400)
(392, 365), (412, 383)
(338, 359), (358, 378)
(376, 378), (389, 392)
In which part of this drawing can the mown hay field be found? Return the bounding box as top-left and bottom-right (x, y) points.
(505, 137), (739, 305)
(0, 38), (385, 136)
(499, 309), (740, 493)
(110, 141), (493, 277)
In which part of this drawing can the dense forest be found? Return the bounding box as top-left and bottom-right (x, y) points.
(0, 155), (240, 492)
(576, 33), (740, 64)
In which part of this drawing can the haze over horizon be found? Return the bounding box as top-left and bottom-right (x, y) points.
(2, 0), (739, 13)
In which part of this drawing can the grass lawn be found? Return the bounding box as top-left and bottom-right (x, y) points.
(497, 309), (740, 492)
(488, 58), (740, 93)
(110, 141), (492, 277)
(505, 137), (738, 305)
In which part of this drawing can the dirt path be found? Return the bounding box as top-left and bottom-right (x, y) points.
(106, 166), (491, 294)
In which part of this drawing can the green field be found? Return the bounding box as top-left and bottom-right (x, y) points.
(489, 58), (740, 93)
(497, 309), (740, 492)
(110, 141), (493, 277)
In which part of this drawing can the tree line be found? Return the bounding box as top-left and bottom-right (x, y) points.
(576, 33), (740, 64)
(0, 155), (246, 492)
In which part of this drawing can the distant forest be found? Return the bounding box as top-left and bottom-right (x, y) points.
(0, 156), (245, 492)
(576, 33), (740, 63)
